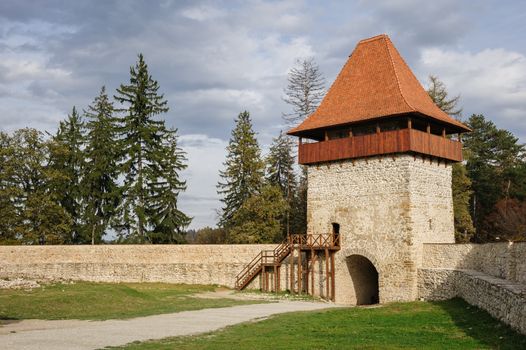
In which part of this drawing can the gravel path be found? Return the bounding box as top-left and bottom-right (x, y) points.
(0, 301), (341, 350)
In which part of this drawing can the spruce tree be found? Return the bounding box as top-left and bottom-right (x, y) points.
(114, 53), (190, 242)
(149, 129), (191, 243)
(266, 131), (296, 237)
(82, 86), (121, 244)
(217, 111), (264, 229)
(49, 107), (85, 243)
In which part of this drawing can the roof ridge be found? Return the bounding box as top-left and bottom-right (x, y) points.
(382, 36), (416, 113)
(358, 34), (388, 45)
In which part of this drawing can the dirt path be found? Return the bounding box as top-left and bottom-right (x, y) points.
(1, 301), (341, 350)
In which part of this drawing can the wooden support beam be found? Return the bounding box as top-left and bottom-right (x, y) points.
(376, 123), (381, 134)
(277, 266), (280, 292)
(324, 130), (329, 141)
(325, 248), (329, 300)
(298, 248), (302, 294)
(290, 246), (294, 293)
(299, 137), (303, 145)
(407, 118), (412, 129)
(442, 128), (446, 138)
(330, 252), (336, 302)
(427, 123), (431, 134)
(348, 128), (353, 137)
(274, 265), (277, 293)
(311, 249), (315, 295)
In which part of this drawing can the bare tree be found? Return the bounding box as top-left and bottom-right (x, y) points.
(282, 58), (326, 125)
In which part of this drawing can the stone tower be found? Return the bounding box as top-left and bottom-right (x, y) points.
(287, 34), (470, 305)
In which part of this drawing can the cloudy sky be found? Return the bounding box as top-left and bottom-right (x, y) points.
(1, 0), (525, 229)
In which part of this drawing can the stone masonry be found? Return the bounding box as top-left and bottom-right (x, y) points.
(0, 244), (275, 288)
(307, 154), (454, 304)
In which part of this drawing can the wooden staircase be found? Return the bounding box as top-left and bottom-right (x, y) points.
(235, 233), (340, 300)
(234, 239), (290, 290)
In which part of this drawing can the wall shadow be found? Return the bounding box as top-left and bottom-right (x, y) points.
(431, 298), (526, 348)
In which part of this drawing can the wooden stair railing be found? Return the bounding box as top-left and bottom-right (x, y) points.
(235, 239), (291, 290)
(234, 233), (341, 291)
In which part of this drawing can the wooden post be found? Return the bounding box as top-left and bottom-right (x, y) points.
(299, 137), (303, 145)
(458, 133), (462, 142)
(325, 248), (330, 300)
(298, 248), (302, 294)
(277, 266), (280, 292)
(330, 252), (336, 301)
(274, 265), (277, 293)
(311, 250), (315, 295)
(376, 123), (380, 134)
(349, 128), (353, 137)
(289, 242), (294, 293)
(442, 128), (446, 138)
(407, 118), (412, 129)
(426, 123), (431, 134)
(324, 130), (329, 141)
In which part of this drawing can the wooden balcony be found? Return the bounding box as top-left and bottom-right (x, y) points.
(298, 128), (463, 165)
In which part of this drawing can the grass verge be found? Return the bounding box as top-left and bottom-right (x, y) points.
(0, 282), (265, 320)
(111, 298), (526, 350)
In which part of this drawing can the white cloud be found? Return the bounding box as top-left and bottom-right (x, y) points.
(418, 47), (526, 140)
(178, 134), (228, 229)
(180, 5), (226, 22)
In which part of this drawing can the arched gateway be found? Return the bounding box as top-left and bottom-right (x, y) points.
(235, 34), (469, 305)
(347, 255), (379, 305)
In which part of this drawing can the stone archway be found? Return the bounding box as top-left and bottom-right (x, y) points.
(346, 254), (379, 305)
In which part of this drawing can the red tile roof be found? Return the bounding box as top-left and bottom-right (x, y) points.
(288, 34), (470, 136)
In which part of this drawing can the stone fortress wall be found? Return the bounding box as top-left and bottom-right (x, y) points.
(0, 244), (275, 288)
(418, 242), (526, 334)
(0, 241), (525, 333)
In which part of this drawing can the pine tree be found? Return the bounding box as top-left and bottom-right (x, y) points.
(82, 86), (121, 244)
(464, 114), (526, 240)
(290, 170), (308, 236)
(217, 111), (264, 229)
(426, 75), (474, 240)
(426, 75), (463, 118)
(49, 107), (85, 243)
(282, 58), (325, 125)
(114, 53), (190, 242)
(452, 163), (475, 242)
(266, 131), (296, 237)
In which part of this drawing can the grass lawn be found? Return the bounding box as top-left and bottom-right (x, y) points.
(0, 282), (264, 321)
(113, 298), (526, 350)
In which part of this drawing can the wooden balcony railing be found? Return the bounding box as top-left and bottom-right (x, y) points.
(298, 128), (463, 164)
